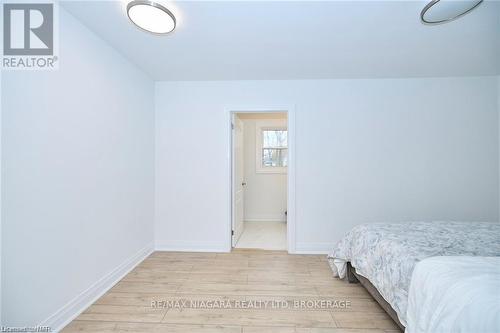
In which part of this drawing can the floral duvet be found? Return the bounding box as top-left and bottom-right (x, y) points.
(327, 221), (500, 326)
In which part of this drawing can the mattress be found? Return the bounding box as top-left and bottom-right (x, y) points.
(327, 221), (500, 326)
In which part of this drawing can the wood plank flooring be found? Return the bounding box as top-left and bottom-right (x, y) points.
(63, 249), (401, 333)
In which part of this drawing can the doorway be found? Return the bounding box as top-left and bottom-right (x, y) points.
(230, 111), (291, 251)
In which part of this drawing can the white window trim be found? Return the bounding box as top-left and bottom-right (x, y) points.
(255, 119), (288, 174)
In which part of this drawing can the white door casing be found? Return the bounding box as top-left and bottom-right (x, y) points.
(227, 106), (295, 254)
(232, 117), (245, 246)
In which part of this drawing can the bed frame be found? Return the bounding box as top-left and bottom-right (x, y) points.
(346, 262), (405, 332)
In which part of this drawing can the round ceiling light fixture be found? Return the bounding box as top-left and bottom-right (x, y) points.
(421, 0), (483, 24)
(127, 0), (176, 34)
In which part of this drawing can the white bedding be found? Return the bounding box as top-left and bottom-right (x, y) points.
(406, 256), (500, 333)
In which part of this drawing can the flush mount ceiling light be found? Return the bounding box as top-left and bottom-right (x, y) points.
(421, 0), (483, 24)
(127, 0), (176, 34)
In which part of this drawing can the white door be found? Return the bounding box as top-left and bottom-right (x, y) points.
(232, 117), (245, 246)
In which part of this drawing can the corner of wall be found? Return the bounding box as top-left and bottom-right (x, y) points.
(60, 5), (155, 84)
(498, 75), (500, 221)
(0, 69), (3, 326)
(155, 240), (228, 253)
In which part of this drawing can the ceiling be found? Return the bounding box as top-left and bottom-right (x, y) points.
(61, 1), (500, 81)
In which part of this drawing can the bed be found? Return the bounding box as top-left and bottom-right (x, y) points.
(406, 256), (500, 333)
(327, 221), (500, 330)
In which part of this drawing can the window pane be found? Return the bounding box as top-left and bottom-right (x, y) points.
(262, 148), (288, 167)
(263, 130), (287, 148)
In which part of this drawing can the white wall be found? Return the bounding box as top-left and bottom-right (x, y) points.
(155, 77), (499, 253)
(1, 8), (155, 328)
(0, 70), (2, 326)
(241, 117), (287, 222)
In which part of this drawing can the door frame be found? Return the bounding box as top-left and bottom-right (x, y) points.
(226, 106), (296, 254)
(231, 115), (245, 247)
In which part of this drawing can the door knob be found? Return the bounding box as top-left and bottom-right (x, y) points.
(242, 182), (247, 186)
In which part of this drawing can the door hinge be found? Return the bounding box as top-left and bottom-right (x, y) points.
(231, 123), (234, 130)
(232, 230), (234, 236)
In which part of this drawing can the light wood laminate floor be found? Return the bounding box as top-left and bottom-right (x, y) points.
(63, 249), (401, 333)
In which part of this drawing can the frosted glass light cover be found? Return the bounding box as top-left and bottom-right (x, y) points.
(127, 1), (176, 34)
(421, 0), (483, 24)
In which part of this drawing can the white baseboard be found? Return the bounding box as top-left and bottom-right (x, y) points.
(244, 218), (286, 223)
(42, 242), (154, 332)
(295, 242), (334, 254)
(155, 240), (228, 253)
